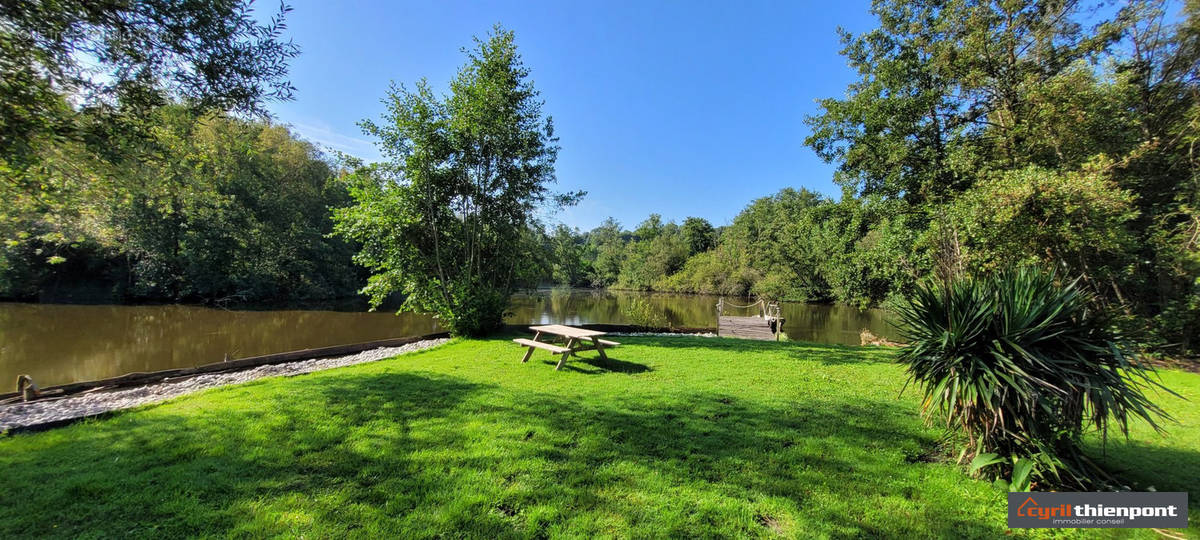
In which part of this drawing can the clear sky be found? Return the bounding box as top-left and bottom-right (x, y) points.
(264, 0), (879, 231)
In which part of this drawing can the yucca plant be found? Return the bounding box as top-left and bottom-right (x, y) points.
(895, 266), (1175, 489)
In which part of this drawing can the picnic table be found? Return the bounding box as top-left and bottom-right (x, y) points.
(513, 324), (621, 370)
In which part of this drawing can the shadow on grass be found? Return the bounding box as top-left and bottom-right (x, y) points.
(1090, 440), (1200, 496)
(624, 335), (897, 366)
(0, 368), (1004, 538)
(498, 329), (653, 374)
(499, 326), (884, 359)
(0, 373), (490, 537)
(539, 354), (652, 374)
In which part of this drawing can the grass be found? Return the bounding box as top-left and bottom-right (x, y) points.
(0, 335), (1196, 538)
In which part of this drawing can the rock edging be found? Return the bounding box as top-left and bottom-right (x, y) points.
(1, 338), (449, 434)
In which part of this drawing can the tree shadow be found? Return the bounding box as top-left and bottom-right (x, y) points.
(0, 372), (500, 537)
(1088, 440), (1200, 495)
(0, 368), (997, 537)
(436, 384), (998, 537)
(624, 335), (896, 366)
(1087, 442), (1200, 531)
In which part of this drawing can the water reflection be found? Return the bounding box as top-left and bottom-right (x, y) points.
(0, 303), (439, 387)
(506, 289), (899, 346)
(1, 290), (898, 387)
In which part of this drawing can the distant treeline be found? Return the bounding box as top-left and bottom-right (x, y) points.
(0, 0), (360, 305)
(535, 192), (913, 308)
(0, 107), (363, 304)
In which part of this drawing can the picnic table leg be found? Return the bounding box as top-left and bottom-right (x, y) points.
(570, 340), (596, 357)
(521, 331), (542, 363)
(556, 338), (575, 370)
(594, 340), (609, 361)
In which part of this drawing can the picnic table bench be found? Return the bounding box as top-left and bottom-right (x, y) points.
(513, 324), (621, 370)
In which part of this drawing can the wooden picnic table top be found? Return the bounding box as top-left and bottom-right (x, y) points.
(529, 324), (607, 338)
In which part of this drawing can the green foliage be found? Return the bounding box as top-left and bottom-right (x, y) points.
(0, 0), (342, 305)
(1149, 205), (1200, 353)
(334, 26), (579, 336)
(657, 247), (758, 296)
(585, 218), (625, 287)
(614, 216), (690, 290)
(546, 225), (591, 287)
(122, 112), (359, 301)
(680, 217), (716, 255)
(0, 0), (301, 245)
(800, 0), (1200, 356)
(561, 188), (921, 306)
(896, 266), (1173, 489)
(0, 0), (298, 166)
(950, 162), (1140, 295)
(806, 0), (1116, 203)
(0, 107), (359, 303)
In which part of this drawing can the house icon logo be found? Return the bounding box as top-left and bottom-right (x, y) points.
(1017, 497), (1039, 517)
(1009, 493), (1073, 523)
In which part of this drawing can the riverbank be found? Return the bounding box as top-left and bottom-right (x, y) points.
(0, 338), (448, 432)
(1, 335), (1195, 537)
(1, 295), (897, 386)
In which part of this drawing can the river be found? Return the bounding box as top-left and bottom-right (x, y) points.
(0, 289), (900, 387)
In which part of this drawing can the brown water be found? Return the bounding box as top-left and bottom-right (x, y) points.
(509, 289), (898, 345)
(0, 290), (898, 387)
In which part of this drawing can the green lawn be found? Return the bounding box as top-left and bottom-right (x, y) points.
(0, 336), (1196, 538)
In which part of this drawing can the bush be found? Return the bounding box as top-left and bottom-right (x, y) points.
(655, 248), (759, 296)
(895, 266), (1174, 489)
(620, 297), (670, 328)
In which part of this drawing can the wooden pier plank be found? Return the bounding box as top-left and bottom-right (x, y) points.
(717, 316), (778, 340)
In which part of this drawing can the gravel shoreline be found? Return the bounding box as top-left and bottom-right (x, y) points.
(0, 338), (449, 432)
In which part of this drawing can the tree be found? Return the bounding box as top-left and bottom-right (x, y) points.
(806, 0), (1200, 355)
(118, 111), (358, 302)
(1, 0), (301, 286)
(548, 224), (589, 286)
(587, 218), (625, 286)
(0, 105), (361, 303)
(633, 214), (665, 241)
(605, 216), (695, 290)
(805, 0), (1117, 204)
(0, 0), (298, 167)
(950, 162), (1140, 302)
(681, 217), (717, 255)
(334, 26), (581, 336)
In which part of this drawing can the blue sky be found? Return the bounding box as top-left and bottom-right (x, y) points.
(264, 0), (879, 230)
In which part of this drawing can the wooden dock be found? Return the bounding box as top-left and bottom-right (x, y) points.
(717, 315), (781, 340)
(715, 297), (785, 340)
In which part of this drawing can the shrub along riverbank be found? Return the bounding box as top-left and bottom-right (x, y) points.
(1, 336), (1195, 537)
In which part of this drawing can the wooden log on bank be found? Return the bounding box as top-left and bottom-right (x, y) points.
(0, 332), (450, 404)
